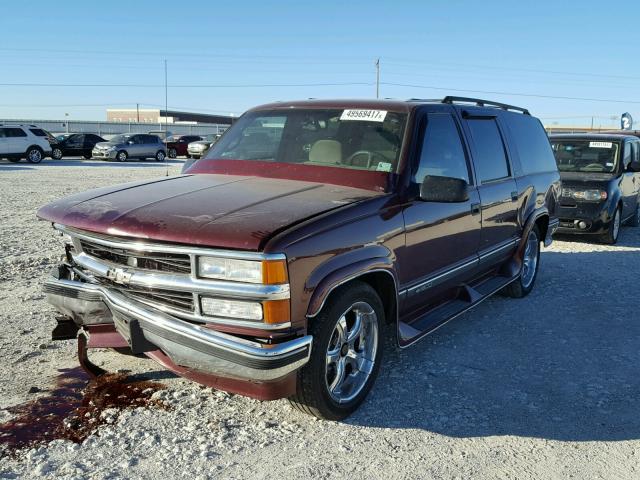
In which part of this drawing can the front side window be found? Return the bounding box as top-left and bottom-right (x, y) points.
(29, 128), (47, 137)
(467, 119), (510, 182)
(205, 109), (408, 172)
(414, 114), (469, 184)
(110, 134), (131, 144)
(551, 140), (619, 173)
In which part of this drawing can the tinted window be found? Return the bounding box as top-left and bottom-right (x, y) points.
(467, 119), (509, 182)
(6, 128), (27, 138)
(414, 114), (469, 184)
(146, 135), (160, 143)
(623, 142), (632, 168)
(29, 128), (47, 137)
(0, 128), (6, 138)
(506, 114), (558, 175)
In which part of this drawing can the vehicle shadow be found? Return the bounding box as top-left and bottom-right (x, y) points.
(0, 164), (34, 171)
(348, 246), (640, 442)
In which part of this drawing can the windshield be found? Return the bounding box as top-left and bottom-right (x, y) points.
(551, 140), (619, 173)
(56, 134), (72, 141)
(109, 134), (131, 144)
(204, 109), (408, 172)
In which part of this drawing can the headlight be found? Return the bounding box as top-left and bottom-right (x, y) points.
(197, 257), (287, 284)
(572, 189), (607, 201)
(200, 297), (263, 320)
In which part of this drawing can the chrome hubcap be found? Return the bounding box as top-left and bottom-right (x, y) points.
(521, 230), (539, 289)
(613, 210), (621, 239)
(325, 301), (378, 404)
(53, 149), (62, 159)
(158, 152), (165, 161)
(29, 150), (41, 161)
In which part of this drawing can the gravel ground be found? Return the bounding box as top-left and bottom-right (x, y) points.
(1, 158), (639, 479)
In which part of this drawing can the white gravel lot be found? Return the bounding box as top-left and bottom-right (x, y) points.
(1, 158), (639, 479)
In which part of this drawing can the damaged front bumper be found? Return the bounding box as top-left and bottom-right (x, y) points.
(44, 267), (312, 384)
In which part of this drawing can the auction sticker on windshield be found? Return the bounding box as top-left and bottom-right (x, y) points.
(340, 109), (388, 122)
(589, 141), (613, 148)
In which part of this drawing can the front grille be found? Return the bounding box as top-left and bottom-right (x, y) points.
(104, 280), (194, 313)
(80, 239), (191, 274)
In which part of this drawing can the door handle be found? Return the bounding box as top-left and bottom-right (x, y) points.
(471, 203), (481, 215)
(511, 191), (519, 202)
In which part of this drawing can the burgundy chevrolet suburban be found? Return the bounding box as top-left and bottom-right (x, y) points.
(39, 97), (560, 419)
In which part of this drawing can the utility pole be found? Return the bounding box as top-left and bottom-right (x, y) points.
(164, 59), (168, 135)
(375, 58), (380, 99)
(136, 103), (140, 123)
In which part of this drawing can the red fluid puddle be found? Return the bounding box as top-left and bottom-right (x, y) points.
(0, 367), (166, 455)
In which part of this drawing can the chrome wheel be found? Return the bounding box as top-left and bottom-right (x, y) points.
(117, 151), (127, 162)
(325, 301), (378, 404)
(27, 148), (42, 163)
(168, 148), (177, 158)
(612, 209), (621, 240)
(156, 151), (166, 162)
(52, 148), (63, 160)
(521, 229), (539, 290)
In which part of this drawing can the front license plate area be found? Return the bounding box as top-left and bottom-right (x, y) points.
(113, 314), (156, 354)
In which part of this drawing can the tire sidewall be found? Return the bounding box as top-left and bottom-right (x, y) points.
(303, 282), (384, 420)
(156, 150), (166, 162)
(52, 148), (63, 160)
(117, 150), (127, 162)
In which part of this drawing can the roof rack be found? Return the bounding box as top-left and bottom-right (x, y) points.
(442, 96), (530, 115)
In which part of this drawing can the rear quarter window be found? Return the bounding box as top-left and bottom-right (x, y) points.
(505, 114), (557, 175)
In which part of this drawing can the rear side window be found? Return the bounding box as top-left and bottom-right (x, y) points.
(29, 128), (47, 137)
(414, 114), (470, 184)
(506, 114), (557, 175)
(5, 128), (27, 138)
(467, 119), (509, 182)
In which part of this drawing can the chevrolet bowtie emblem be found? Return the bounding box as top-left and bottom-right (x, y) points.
(106, 267), (133, 285)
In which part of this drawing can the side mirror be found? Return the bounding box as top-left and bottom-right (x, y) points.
(628, 161), (640, 172)
(127, 140), (134, 145)
(419, 175), (469, 203)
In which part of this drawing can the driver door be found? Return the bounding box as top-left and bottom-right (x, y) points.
(400, 112), (481, 316)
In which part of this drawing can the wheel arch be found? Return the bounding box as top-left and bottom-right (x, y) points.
(306, 262), (398, 327)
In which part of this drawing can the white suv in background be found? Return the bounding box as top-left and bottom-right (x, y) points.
(0, 125), (52, 163)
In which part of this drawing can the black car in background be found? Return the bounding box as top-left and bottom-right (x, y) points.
(51, 133), (105, 159)
(550, 134), (640, 244)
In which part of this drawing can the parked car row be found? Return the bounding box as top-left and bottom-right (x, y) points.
(0, 125), (222, 163)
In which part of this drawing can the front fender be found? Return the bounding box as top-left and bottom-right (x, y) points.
(305, 247), (397, 318)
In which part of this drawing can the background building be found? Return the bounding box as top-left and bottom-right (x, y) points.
(106, 108), (234, 125)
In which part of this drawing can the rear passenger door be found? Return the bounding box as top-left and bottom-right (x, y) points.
(621, 141), (640, 218)
(462, 114), (519, 266)
(7, 128), (29, 154)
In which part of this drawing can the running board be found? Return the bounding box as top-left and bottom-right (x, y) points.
(398, 274), (518, 347)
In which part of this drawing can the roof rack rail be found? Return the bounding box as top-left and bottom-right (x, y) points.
(442, 96), (530, 115)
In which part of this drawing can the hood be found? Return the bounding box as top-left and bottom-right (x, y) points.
(559, 171), (616, 188)
(95, 141), (121, 148)
(37, 174), (382, 250)
(189, 140), (210, 147)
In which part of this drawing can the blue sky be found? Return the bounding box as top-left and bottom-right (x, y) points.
(1, 0), (639, 127)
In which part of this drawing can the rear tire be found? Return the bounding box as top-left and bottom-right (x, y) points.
(83, 153), (92, 160)
(503, 225), (541, 299)
(26, 147), (43, 164)
(168, 148), (177, 159)
(288, 281), (384, 420)
(600, 206), (621, 244)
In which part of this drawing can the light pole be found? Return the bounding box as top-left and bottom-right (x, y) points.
(64, 113), (69, 133)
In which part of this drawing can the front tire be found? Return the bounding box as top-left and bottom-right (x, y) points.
(52, 148), (63, 160)
(26, 147), (43, 163)
(116, 150), (128, 162)
(168, 148), (177, 159)
(504, 225), (541, 298)
(628, 201), (640, 227)
(289, 281), (384, 420)
(601, 206), (621, 244)
(155, 150), (166, 162)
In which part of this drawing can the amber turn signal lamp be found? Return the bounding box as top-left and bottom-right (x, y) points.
(262, 259), (288, 285)
(263, 299), (291, 324)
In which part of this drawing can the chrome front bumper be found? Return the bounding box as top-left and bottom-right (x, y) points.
(44, 274), (312, 382)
